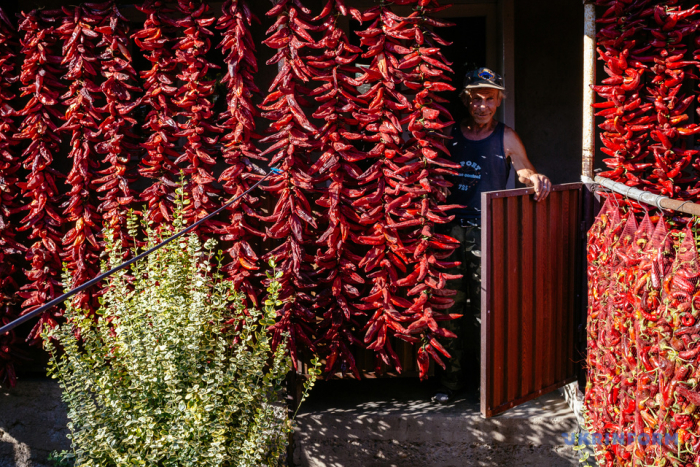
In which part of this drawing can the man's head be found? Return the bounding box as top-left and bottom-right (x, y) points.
(460, 67), (505, 125)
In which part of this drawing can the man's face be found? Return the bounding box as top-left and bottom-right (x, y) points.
(463, 88), (503, 125)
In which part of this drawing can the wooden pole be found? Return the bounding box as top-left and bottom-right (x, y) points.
(580, 0), (598, 392)
(582, 1), (596, 182)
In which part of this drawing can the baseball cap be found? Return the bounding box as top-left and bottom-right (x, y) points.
(463, 67), (506, 91)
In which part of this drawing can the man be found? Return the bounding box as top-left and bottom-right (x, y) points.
(432, 67), (551, 403)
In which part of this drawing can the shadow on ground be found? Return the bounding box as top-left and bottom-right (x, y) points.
(293, 378), (579, 467)
(0, 375), (580, 467)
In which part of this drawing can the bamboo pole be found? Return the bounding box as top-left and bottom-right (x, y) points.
(595, 176), (700, 217)
(582, 1), (596, 183)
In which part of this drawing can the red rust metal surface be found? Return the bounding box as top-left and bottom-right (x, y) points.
(481, 183), (582, 418)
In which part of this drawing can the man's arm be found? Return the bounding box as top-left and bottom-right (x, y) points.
(503, 126), (551, 202)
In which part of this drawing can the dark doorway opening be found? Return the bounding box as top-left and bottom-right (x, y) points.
(439, 16), (488, 124)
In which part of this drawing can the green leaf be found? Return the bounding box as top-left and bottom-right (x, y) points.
(43, 201), (300, 466)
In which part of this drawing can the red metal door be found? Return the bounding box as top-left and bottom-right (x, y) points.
(481, 183), (583, 418)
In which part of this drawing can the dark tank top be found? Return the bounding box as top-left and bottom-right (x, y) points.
(447, 122), (510, 220)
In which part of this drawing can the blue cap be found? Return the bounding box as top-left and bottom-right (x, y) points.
(463, 67), (505, 91)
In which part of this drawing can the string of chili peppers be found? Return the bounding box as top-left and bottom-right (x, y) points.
(307, 0), (367, 379)
(352, 0), (462, 379)
(259, 0), (320, 368)
(586, 204), (634, 466)
(215, 0), (266, 306)
(593, 1), (700, 202)
(593, 0), (655, 190)
(15, 9), (66, 345)
(173, 0), (222, 227)
(688, 15), (700, 197)
(627, 213), (660, 466)
(613, 213), (641, 465)
(645, 3), (699, 199)
(133, 0), (180, 226)
(395, 0), (464, 379)
(350, 0), (419, 377)
(0, 7), (26, 388)
(57, 3), (108, 313)
(94, 1), (141, 252)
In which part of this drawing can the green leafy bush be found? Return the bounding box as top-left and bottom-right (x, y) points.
(44, 195), (317, 466)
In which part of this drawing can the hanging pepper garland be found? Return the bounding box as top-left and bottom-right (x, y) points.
(15, 9), (66, 345)
(593, 0), (700, 199)
(0, 0), (468, 384)
(57, 3), (108, 313)
(351, 0), (460, 379)
(351, 1), (418, 376)
(645, 3), (699, 198)
(259, 0), (321, 367)
(308, 0), (367, 379)
(173, 0), (222, 226)
(133, 0), (180, 226)
(94, 1), (141, 250)
(397, 1), (463, 376)
(0, 7), (26, 387)
(588, 2), (700, 466)
(216, 0), (266, 306)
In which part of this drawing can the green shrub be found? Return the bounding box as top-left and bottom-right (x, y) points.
(44, 194), (318, 467)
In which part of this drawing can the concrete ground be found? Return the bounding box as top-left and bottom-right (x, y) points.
(293, 378), (580, 467)
(1, 376), (581, 467)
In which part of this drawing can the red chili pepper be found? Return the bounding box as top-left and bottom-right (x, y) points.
(215, 0), (264, 306)
(260, 0), (320, 369)
(682, 314), (696, 327)
(133, 0), (180, 225)
(172, 0), (221, 226)
(94, 2), (140, 252)
(57, 3), (109, 314)
(0, 7), (26, 388)
(417, 345), (430, 380)
(15, 9), (67, 345)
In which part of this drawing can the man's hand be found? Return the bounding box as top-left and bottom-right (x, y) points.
(529, 173), (551, 202)
(504, 126), (551, 202)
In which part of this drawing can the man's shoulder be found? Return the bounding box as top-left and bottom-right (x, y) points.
(502, 123), (517, 136)
(502, 123), (527, 158)
(502, 124), (524, 142)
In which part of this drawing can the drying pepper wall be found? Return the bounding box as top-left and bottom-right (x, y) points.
(586, 1), (700, 465)
(0, 0), (465, 386)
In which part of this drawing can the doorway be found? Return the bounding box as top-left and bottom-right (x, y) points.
(437, 3), (516, 188)
(440, 16), (488, 126)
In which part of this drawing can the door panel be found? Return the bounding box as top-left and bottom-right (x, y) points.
(481, 183), (582, 417)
